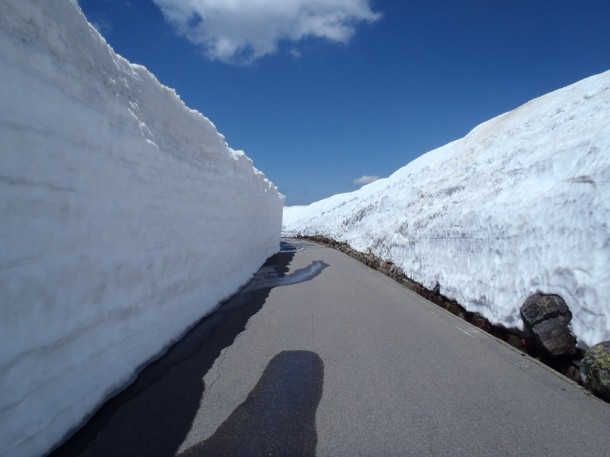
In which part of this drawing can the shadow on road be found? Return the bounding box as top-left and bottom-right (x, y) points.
(179, 350), (324, 457)
(50, 245), (323, 457)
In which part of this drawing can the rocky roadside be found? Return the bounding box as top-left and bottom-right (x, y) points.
(293, 235), (603, 396)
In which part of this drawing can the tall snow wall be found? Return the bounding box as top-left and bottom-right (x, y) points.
(0, 1), (283, 456)
(284, 70), (610, 350)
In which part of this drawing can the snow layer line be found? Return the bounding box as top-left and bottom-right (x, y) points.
(0, 1), (283, 456)
(284, 70), (610, 350)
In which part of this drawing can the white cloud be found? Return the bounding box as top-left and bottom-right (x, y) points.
(151, 0), (380, 64)
(290, 47), (302, 59)
(91, 19), (112, 34)
(353, 175), (379, 186)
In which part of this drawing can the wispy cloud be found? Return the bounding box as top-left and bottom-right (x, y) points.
(88, 15), (113, 35)
(151, 0), (380, 64)
(353, 175), (379, 186)
(290, 47), (302, 59)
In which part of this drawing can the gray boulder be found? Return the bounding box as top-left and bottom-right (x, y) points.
(520, 294), (576, 357)
(582, 341), (610, 401)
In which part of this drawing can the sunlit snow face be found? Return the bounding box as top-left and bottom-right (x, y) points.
(282, 71), (610, 349)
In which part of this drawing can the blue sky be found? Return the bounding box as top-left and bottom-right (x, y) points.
(78, 0), (610, 205)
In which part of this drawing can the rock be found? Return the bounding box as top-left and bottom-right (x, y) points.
(432, 282), (441, 295)
(561, 365), (581, 384)
(520, 294), (576, 357)
(400, 279), (415, 291)
(471, 313), (491, 332)
(447, 303), (461, 316)
(505, 334), (525, 351)
(582, 341), (610, 401)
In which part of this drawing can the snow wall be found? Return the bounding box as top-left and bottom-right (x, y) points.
(284, 70), (610, 350)
(0, 1), (283, 456)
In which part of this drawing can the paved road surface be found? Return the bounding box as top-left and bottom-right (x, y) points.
(52, 239), (610, 457)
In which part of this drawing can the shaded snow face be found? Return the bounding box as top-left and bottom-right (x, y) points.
(284, 70), (610, 349)
(0, 1), (283, 457)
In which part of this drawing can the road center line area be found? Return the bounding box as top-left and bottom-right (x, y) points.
(51, 239), (610, 457)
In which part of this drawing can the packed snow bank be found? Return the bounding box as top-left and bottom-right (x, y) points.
(0, 1), (283, 456)
(284, 70), (610, 350)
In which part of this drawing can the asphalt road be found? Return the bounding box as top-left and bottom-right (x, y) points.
(52, 239), (610, 457)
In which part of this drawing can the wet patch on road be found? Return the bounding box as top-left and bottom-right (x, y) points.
(280, 241), (305, 253)
(249, 260), (329, 290)
(180, 351), (324, 457)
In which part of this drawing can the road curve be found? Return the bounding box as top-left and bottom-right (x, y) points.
(52, 239), (610, 457)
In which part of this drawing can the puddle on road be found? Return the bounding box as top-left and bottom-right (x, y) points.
(280, 241), (305, 253)
(250, 261), (329, 290)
